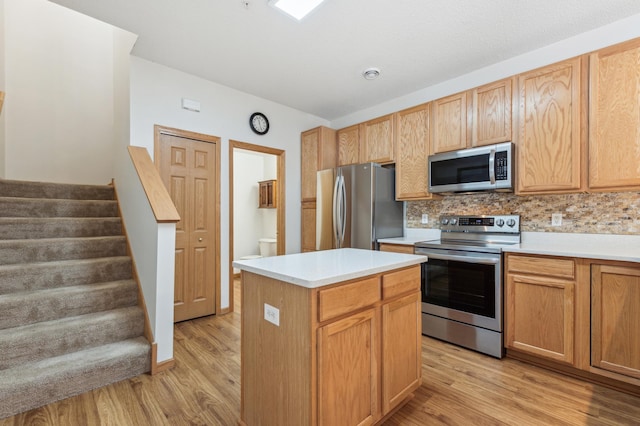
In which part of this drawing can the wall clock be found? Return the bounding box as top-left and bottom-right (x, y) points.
(250, 112), (270, 135)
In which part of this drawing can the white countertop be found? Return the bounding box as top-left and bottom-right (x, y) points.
(504, 232), (640, 262)
(232, 248), (427, 288)
(378, 229), (441, 245)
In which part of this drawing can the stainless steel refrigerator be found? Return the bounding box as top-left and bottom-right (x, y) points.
(316, 163), (404, 250)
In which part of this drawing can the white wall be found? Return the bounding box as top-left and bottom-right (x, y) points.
(3, 0), (116, 184)
(330, 13), (640, 129)
(130, 56), (328, 310)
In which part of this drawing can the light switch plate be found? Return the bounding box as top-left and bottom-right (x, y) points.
(264, 303), (280, 326)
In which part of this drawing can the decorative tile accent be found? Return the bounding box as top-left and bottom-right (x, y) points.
(406, 192), (640, 234)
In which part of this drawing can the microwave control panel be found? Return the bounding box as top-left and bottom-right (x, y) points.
(495, 151), (508, 180)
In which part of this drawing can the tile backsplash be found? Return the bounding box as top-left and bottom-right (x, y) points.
(406, 192), (640, 234)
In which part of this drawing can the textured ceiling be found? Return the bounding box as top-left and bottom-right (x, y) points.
(50, 0), (640, 121)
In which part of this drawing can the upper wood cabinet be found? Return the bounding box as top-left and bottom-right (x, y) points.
(516, 57), (586, 194)
(258, 179), (276, 208)
(395, 103), (436, 200)
(431, 91), (469, 154)
(301, 126), (336, 202)
(588, 39), (640, 191)
(337, 124), (359, 166)
(472, 78), (514, 147)
(359, 113), (395, 164)
(591, 264), (640, 381)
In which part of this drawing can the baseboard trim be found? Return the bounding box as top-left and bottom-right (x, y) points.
(150, 343), (175, 375)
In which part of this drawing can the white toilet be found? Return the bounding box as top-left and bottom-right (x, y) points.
(238, 238), (277, 262)
(258, 237), (277, 257)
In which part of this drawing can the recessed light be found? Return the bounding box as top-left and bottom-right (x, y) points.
(363, 68), (381, 80)
(268, 0), (325, 20)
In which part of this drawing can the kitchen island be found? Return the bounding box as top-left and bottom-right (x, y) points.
(233, 248), (427, 426)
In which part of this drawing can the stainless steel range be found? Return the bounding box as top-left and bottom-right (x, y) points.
(414, 214), (520, 358)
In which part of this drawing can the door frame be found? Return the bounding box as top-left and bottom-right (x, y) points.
(229, 140), (285, 312)
(154, 125), (222, 315)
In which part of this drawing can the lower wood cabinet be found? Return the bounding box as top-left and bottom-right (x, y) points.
(591, 264), (640, 380)
(318, 308), (379, 426)
(505, 254), (576, 364)
(301, 201), (316, 252)
(505, 253), (640, 392)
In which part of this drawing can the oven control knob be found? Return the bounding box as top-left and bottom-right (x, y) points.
(496, 219), (505, 227)
(441, 218), (449, 225)
(450, 218), (457, 225)
(506, 218), (516, 227)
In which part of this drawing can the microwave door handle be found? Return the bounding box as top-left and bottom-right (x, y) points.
(419, 252), (500, 265)
(489, 149), (496, 184)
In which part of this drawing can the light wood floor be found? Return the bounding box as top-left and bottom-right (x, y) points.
(2, 279), (640, 425)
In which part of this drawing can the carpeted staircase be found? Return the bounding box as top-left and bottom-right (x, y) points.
(0, 179), (151, 419)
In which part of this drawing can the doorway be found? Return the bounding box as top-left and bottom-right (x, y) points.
(155, 125), (221, 322)
(229, 140), (285, 312)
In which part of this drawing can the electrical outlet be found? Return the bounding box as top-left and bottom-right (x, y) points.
(264, 303), (280, 326)
(551, 213), (563, 226)
(421, 214), (429, 224)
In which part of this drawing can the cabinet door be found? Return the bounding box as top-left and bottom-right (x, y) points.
(589, 39), (640, 191)
(318, 308), (379, 426)
(395, 103), (434, 200)
(337, 124), (360, 166)
(472, 78), (513, 147)
(506, 273), (575, 364)
(301, 201), (316, 252)
(301, 127), (336, 201)
(381, 291), (421, 414)
(517, 57), (585, 194)
(359, 114), (394, 164)
(301, 129), (320, 201)
(591, 264), (640, 380)
(431, 91), (468, 154)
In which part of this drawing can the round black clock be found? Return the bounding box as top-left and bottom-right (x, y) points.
(250, 112), (269, 135)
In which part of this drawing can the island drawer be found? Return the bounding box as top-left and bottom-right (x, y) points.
(382, 265), (420, 299)
(318, 276), (381, 322)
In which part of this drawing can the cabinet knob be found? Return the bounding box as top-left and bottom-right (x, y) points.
(198, 237), (203, 242)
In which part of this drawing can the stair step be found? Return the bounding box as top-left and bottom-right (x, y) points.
(0, 197), (118, 218)
(0, 280), (138, 330)
(0, 337), (150, 419)
(0, 257), (133, 295)
(0, 236), (126, 265)
(0, 217), (123, 239)
(0, 306), (145, 370)
(0, 179), (114, 200)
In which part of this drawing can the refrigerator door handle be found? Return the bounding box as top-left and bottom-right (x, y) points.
(332, 174), (341, 247)
(339, 175), (347, 247)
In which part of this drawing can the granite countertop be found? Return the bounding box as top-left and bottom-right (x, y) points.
(503, 232), (640, 262)
(232, 248), (427, 288)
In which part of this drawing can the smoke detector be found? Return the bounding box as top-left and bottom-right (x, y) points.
(362, 68), (381, 80)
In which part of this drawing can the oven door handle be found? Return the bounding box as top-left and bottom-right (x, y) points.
(420, 251), (500, 265)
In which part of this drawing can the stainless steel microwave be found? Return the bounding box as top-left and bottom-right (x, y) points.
(428, 142), (514, 193)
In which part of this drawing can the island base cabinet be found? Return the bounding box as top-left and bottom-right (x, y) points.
(318, 308), (379, 426)
(382, 292), (421, 413)
(591, 264), (640, 380)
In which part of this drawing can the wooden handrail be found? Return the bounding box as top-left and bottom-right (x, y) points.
(128, 146), (180, 223)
